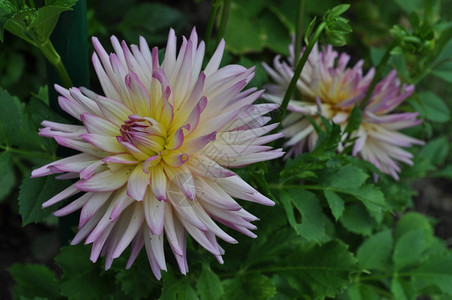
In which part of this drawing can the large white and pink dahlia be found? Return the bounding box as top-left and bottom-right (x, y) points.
(263, 42), (423, 179)
(32, 28), (283, 278)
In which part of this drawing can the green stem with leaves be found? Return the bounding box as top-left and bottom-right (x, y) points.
(359, 41), (398, 109)
(277, 21), (327, 126)
(38, 39), (73, 88)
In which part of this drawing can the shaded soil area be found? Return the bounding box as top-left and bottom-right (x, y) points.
(0, 203), (60, 300)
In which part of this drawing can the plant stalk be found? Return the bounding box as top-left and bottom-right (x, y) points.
(39, 39), (73, 88)
(204, 0), (222, 52)
(216, 0), (232, 45)
(294, 0), (306, 65)
(277, 21), (327, 126)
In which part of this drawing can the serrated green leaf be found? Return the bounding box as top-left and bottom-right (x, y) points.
(342, 185), (386, 222)
(18, 174), (72, 225)
(0, 151), (16, 201)
(393, 229), (425, 270)
(395, 212), (434, 246)
(281, 240), (358, 299)
(196, 265), (223, 300)
(324, 190), (344, 221)
(0, 0), (18, 41)
(357, 229), (393, 270)
(326, 165), (369, 190)
(339, 203), (375, 236)
(9, 263), (59, 300)
(4, 9), (37, 45)
(412, 91), (450, 123)
(30, 5), (72, 43)
(160, 269), (198, 300)
(0, 87), (20, 145)
(55, 245), (115, 300)
(280, 188), (325, 241)
(413, 252), (452, 295)
(418, 137), (449, 166)
(114, 254), (157, 300)
(223, 274), (276, 300)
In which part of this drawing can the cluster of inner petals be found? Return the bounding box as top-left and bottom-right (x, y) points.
(117, 114), (189, 173)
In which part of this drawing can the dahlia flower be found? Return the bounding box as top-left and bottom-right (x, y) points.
(263, 42), (423, 179)
(32, 28), (283, 278)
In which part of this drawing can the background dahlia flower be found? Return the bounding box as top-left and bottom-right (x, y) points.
(263, 42), (423, 180)
(32, 28), (283, 278)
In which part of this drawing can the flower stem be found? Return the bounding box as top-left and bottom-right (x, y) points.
(39, 39), (73, 88)
(216, 0), (232, 45)
(359, 41), (398, 109)
(294, 0), (306, 65)
(204, 0), (222, 52)
(277, 21), (327, 126)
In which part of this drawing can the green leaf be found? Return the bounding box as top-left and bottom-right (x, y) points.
(411, 91), (450, 123)
(280, 188), (325, 241)
(418, 137), (449, 166)
(258, 11), (290, 55)
(281, 240), (358, 299)
(55, 245), (115, 300)
(413, 252), (452, 295)
(118, 3), (187, 45)
(0, 0), (18, 41)
(0, 151), (16, 202)
(328, 4), (350, 18)
(9, 263), (59, 300)
(325, 165), (369, 190)
(394, 0), (423, 13)
(160, 269), (198, 300)
(223, 274), (276, 300)
(224, 4), (263, 54)
(339, 203), (375, 236)
(45, 0), (78, 7)
(324, 190), (344, 221)
(18, 174), (72, 225)
(356, 229), (393, 270)
(196, 264), (223, 300)
(395, 212), (434, 247)
(346, 283), (380, 300)
(390, 277), (408, 300)
(304, 17), (317, 44)
(0, 87), (20, 145)
(344, 104), (362, 133)
(341, 185), (386, 222)
(393, 229), (425, 270)
(4, 9), (38, 45)
(30, 5), (73, 43)
(114, 254), (157, 300)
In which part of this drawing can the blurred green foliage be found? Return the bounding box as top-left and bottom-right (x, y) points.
(2, 0), (452, 300)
